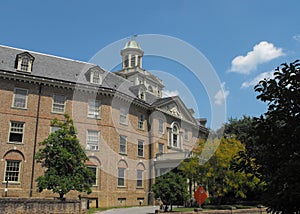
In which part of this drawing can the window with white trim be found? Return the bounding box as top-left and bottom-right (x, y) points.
(20, 57), (29, 71)
(90, 71), (101, 84)
(137, 140), (144, 157)
(136, 170), (143, 188)
(13, 88), (28, 109)
(5, 160), (21, 182)
(118, 168), (125, 186)
(138, 114), (144, 130)
(16, 52), (34, 72)
(88, 100), (101, 119)
(87, 166), (98, 186)
(86, 130), (99, 151)
(9, 122), (24, 143)
(52, 95), (66, 113)
(120, 108), (128, 125)
(130, 55), (136, 67)
(168, 123), (181, 149)
(119, 135), (127, 154)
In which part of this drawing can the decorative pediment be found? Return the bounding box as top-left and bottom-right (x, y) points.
(152, 96), (197, 124)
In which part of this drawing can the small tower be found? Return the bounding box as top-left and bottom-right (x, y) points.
(120, 38), (144, 69)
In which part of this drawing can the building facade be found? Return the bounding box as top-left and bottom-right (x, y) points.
(0, 40), (208, 207)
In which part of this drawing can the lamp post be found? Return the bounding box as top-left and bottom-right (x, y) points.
(4, 176), (9, 197)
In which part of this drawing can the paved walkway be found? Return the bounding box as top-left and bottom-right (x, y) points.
(95, 206), (159, 214)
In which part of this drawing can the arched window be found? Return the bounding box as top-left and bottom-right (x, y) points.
(168, 122), (182, 149)
(117, 160), (128, 187)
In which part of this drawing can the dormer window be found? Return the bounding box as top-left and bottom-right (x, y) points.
(87, 66), (104, 85)
(91, 71), (101, 84)
(16, 52), (34, 72)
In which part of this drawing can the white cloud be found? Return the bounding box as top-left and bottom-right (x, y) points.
(162, 90), (179, 97)
(293, 34), (300, 42)
(241, 71), (274, 88)
(230, 41), (284, 74)
(214, 82), (229, 105)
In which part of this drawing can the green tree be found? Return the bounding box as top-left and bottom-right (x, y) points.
(180, 137), (262, 204)
(253, 60), (300, 213)
(152, 171), (188, 212)
(35, 114), (95, 199)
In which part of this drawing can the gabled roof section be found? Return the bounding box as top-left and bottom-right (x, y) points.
(152, 96), (197, 124)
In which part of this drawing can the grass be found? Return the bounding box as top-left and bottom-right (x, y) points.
(172, 204), (256, 212)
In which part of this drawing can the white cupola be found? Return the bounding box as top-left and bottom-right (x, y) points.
(120, 39), (144, 69)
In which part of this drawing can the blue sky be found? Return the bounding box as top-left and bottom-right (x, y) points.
(1, 0), (299, 129)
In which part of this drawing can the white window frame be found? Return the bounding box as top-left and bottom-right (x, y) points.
(137, 140), (144, 157)
(120, 108), (128, 125)
(118, 168), (126, 187)
(168, 123), (182, 149)
(136, 170), (143, 188)
(52, 95), (66, 114)
(87, 166), (98, 186)
(12, 88), (28, 109)
(119, 135), (127, 154)
(88, 100), (101, 119)
(8, 121), (24, 144)
(4, 160), (21, 183)
(90, 71), (102, 84)
(86, 130), (100, 151)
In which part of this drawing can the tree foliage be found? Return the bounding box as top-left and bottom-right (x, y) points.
(152, 171), (188, 212)
(180, 136), (262, 204)
(253, 60), (300, 213)
(35, 114), (95, 199)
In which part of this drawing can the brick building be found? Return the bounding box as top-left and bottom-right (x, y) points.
(0, 40), (208, 207)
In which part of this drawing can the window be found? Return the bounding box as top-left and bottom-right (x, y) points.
(168, 123), (181, 149)
(184, 128), (189, 141)
(138, 114), (144, 130)
(91, 71), (101, 84)
(119, 135), (127, 154)
(52, 95), (66, 113)
(87, 166), (97, 186)
(120, 108), (128, 125)
(136, 170), (143, 188)
(50, 126), (60, 133)
(138, 140), (144, 157)
(158, 143), (164, 154)
(20, 57), (29, 71)
(13, 88), (28, 109)
(124, 56), (129, 68)
(131, 55), (136, 67)
(88, 100), (101, 119)
(86, 130), (99, 151)
(118, 168), (125, 186)
(158, 119), (164, 133)
(9, 122), (24, 143)
(16, 52), (34, 72)
(139, 91), (145, 100)
(5, 160), (21, 182)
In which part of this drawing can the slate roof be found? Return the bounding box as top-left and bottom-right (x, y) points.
(0, 44), (137, 101)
